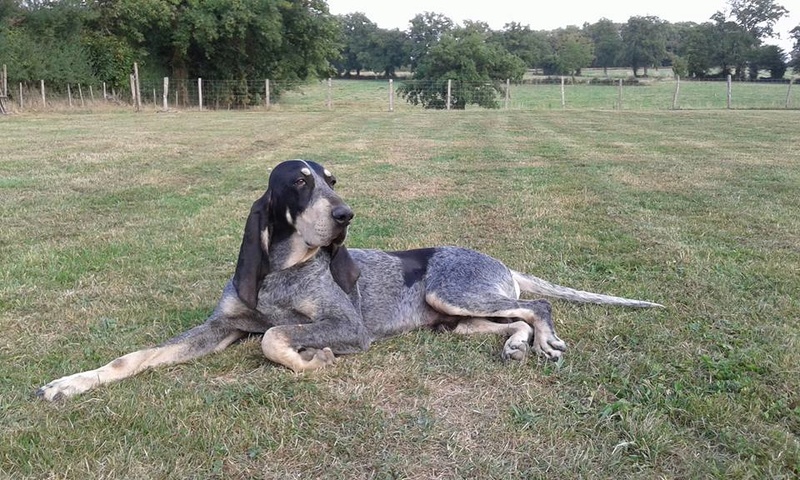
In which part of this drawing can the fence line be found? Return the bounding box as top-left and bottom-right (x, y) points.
(1, 66), (798, 114)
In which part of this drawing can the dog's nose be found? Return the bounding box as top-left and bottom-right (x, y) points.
(332, 205), (354, 225)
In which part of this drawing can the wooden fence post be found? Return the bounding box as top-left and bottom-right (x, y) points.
(103, 82), (107, 101)
(162, 77), (169, 111)
(198, 78), (203, 110)
(89, 85), (94, 102)
(786, 78), (794, 109)
(505, 78), (510, 109)
(19, 82), (24, 110)
(129, 74), (136, 107)
(560, 77), (566, 109)
(133, 62), (142, 111)
(67, 84), (73, 107)
(326, 78), (332, 110)
(618, 78), (623, 110)
(446, 79), (452, 110)
(727, 74), (732, 109)
(388, 78), (394, 112)
(672, 76), (680, 110)
(78, 84), (85, 107)
(2, 64), (6, 97)
(265, 79), (270, 110)
(41, 80), (46, 108)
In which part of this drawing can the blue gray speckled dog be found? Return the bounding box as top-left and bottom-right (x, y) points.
(37, 160), (662, 401)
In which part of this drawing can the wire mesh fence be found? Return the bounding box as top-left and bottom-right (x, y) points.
(1, 74), (798, 113)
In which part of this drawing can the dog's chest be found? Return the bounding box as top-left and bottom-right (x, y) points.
(258, 258), (332, 314)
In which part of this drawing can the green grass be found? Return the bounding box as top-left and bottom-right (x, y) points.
(272, 78), (800, 111)
(1, 109), (799, 478)
(12, 76), (798, 113)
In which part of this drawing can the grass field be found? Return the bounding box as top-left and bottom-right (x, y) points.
(9, 76), (799, 113)
(1, 109), (798, 479)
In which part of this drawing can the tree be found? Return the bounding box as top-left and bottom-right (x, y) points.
(620, 16), (667, 77)
(682, 23), (717, 77)
(713, 0), (788, 79)
(498, 22), (552, 69)
(407, 12), (453, 71)
(790, 25), (800, 70)
(710, 12), (758, 78)
(94, 0), (339, 102)
(399, 24), (525, 109)
(749, 44), (787, 79)
(727, 0), (789, 40)
(361, 28), (409, 78)
(547, 28), (593, 78)
(585, 18), (622, 75)
(334, 12), (378, 77)
(1, 1), (98, 87)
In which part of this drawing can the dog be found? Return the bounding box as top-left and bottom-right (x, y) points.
(37, 160), (661, 401)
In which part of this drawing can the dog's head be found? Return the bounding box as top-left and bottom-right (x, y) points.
(232, 160), (360, 309)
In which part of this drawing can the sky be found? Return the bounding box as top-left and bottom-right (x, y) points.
(327, 0), (798, 53)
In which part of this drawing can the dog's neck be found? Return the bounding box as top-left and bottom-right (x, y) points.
(268, 232), (319, 271)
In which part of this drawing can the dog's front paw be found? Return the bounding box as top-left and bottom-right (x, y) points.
(36, 373), (96, 401)
(306, 347), (335, 370)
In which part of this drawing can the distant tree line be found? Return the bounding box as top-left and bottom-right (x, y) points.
(1, 0), (798, 109)
(337, 0), (795, 81)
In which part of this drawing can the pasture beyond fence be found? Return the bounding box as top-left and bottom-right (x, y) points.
(1, 64), (798, 113)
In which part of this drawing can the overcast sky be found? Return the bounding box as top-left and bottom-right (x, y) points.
(327, 0), (797, 52)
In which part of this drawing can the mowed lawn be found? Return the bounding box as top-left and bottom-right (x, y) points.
(1, 109), (798, 479)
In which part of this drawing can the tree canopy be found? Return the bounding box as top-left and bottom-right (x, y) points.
(1, 0), (339, 94)
(399, 23), (525, 109)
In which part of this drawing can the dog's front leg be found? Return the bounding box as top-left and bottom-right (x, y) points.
(261, 288), (368, 373)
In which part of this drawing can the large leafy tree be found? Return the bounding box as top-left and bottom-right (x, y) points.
(3, 0), (340, 96)
(620, 16), (667, 77)
(682, 23), (718, 77)
(549, 28), (594, 78)
(399, 23), (525, 109)
(713, 0), (788, 79)
(497, 22), (552, 69)
(361, 28), (409, 78)
(1, 0), (98, 87)
(727, 0), (789, 40)
(407, 11), (453, 72)
(585, 18), (622, 75)
(333, 12), (378, 77)
(748, 44), (787, 79)
(710, 12), (759, 78)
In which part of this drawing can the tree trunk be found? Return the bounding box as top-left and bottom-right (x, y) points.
(171, 48), (189, 106)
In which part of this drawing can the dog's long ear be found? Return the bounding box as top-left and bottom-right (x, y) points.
(328, 244), (360, 294)
(232, 191), (271, 309)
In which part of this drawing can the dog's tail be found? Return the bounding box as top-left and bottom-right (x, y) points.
(511, 271), (664, 308)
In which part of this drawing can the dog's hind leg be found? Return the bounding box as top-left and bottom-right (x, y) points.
(429, 292), (566, 360)
(424, 249), (567, 360)
(450, 318), (534, 361)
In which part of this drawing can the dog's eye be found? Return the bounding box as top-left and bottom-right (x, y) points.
(294, 178), (306, 187)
